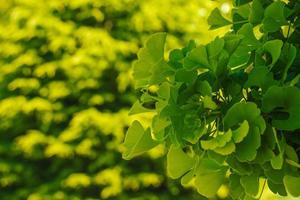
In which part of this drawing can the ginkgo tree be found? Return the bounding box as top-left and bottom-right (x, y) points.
(123, 0), (300, 199)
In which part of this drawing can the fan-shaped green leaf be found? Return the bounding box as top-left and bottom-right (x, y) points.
(249, 0), (264, 25)
(129, 101), (153, 115)
(195, 158), (228, 198)
(263, 40), (283, 67)
(183, 45), (209, 70)
(283, 176), (300, 197)
(133, 32), (173, 88)
(240, 175), (260, 197)
(208, 8), (232, 30)
(201, 130), (232, 150)
(235, 126), (261, 161)
(232, 120), (249, 143)
(167, 145), (196, 179)
(213, 141), (236, 155)
(123, 121), (159, 160)
(263, 1), (288, 33)
(262, 86), (300, 130)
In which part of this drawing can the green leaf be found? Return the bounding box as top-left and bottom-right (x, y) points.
(157, 82), (171, 100)
(122, 121), (159, 160)
(195, 80), (212, 96)
(167, 145), (196, 179)
(227, 156), (253, 175)
(228, 24), (260, 68)
(263, 40), (283, 67)
(229, 174), (245, 199)
(183, 45), (209, 70)
(280, 43), (297, 82)
(238, 23), (261, 50)
(203, 96), (217, 110)
(235, 126), (261, 161)
(175, 69), (197, 84)
(249, 0), (264, 25)
(264, 164), (285, 184)
(224, 34), (243, 55)
(207, 37), (225, 59)
(183, 123), (207, 144)
(201, 130), (232, 150)
(232, 4), (250, 31)
(232, 120), (249, 143)
(181, 170), (194, 186)
(195, 158), (227, 198)
(268, 179), (287, 196)
(224, 102), (261, 129)
(133, 32), (172, 88)
(263, 1), (288, 33)
(283, 176), (300, 197)
(254, 145), (275, 164)
(285, 145), (299, 163)
(233, 0), (251, 6)
(208, 8), (232, 30)
(240, 175), (260, 197)
(213, 141), (236, 156)
(129, 100), (153, 115)
(271, 154), (284, 170)
(151, 115), (171, 141)
(245, 65), (278, 91)
(208, 150), (226, 165)
(262, 86), (300, 130)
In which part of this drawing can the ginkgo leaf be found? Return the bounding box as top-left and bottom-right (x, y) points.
(263, 1), (288, 33)
(233, 0), (251, 6)
(262, 86), (300, 130)
(151, 115), (171, 141)
(285, 145), (299, 163)
(133, 32), (173, 88)
(203, 96), (217, 110)
(208, 8), (232, 30)
(235, 126), (261, 161)
(271, 154), (284, 170)
(283, 176), (300, 197)
(280, 43), (297, 82)
(157, 82), (170, 100)
(201, 130), (232, 150)
(213, 141), (236, 155)
(268, 179), (287, 196)
(224, 102), (261, 129)
(245, 65), (278, 91)
(180, 170), (194, 186)
(232, 120), (249, 143)
(228, 23), (260, 68)
(227, 156), (253, 175)
(263, 40), (283, 67)
(229, 174), (245, 199)
(122, 121), (159, 160)
(183, 45), (209, 70)
(249, 0), (264, 25)
(175, 68), (197, 84)
(224, 34), (243, 55)
(195, 158), (228, 198)
(183, 123), (207, 144)
(240, 175), (260, 197)
(129, 100), (153, 115)
(195, 80), (212, 96)
(167, 145), (196, 179)
(207, 37), (225, 59)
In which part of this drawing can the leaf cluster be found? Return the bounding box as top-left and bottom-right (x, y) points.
(124, 0), (300, 199)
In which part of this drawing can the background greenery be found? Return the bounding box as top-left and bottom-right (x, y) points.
(0, 0), (231, 199)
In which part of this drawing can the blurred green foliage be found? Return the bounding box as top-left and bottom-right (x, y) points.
(0, 0), (230, 199)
